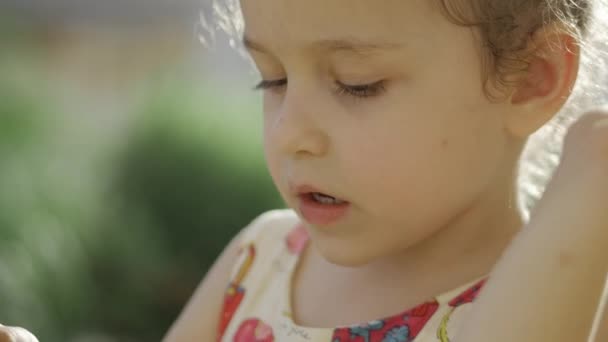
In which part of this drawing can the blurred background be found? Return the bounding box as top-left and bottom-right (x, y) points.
(0, 1), (283, 341)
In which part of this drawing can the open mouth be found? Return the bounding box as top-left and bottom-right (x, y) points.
(304, 192), (348, 205)
(294, 186), (351, 225)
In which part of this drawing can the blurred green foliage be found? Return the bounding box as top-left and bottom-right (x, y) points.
(0, 22), (282, 341)
(89, 84), (282, 341)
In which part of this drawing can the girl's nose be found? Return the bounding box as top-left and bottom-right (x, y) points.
(268, 90), (330, 159)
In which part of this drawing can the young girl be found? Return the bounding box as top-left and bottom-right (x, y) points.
(165, 0), (608, 341)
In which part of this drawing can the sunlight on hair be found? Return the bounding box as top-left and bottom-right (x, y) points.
(197, 0), (244, 52)
(518, 0), (608, 222)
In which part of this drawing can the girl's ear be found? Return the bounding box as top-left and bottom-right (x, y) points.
(505, 25), (580, 138)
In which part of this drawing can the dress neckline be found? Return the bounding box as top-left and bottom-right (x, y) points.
(279, 223), (488, 333)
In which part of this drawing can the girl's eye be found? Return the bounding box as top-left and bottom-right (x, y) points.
(333, 80), (386, 99)
(252, 78), (386, 99)
(252, 78), (287, 91)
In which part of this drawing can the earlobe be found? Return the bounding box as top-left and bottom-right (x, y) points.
(505, 27), (580, 138)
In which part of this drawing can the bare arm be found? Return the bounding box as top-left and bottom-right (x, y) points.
(162, 228), (246, 342)
(455, 112), (608, 342)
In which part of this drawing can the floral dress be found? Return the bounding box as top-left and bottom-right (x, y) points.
(217, 209), (487, 342)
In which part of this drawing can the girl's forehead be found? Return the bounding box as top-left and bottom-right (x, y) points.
(239, 0), (447, 53)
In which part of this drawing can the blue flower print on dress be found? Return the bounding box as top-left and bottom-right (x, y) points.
(348, 320), (385, 341)
(382, 325), (410, 342)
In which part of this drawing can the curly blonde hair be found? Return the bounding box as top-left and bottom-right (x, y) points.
(438, 0), (592, 93)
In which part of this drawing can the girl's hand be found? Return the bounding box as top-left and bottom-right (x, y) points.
(561, 111), (608, 169)
(0, 324), (38, 342)
(454, 110), (608, 342)
(531, 110), (608, 228)
(546, 110), (608, 194)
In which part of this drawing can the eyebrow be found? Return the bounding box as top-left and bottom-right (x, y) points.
(242, 35), (406, 57)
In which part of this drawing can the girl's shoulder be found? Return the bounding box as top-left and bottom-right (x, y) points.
(163, 209), (302, 342)
(215, 210), (306, 340)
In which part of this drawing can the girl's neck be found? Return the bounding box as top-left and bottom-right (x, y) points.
(318, 155), (524, 297)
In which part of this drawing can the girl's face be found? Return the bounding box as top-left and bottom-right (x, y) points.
(241, 0), (517, 266)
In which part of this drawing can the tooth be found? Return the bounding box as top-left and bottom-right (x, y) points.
(312, 192), (344, 204)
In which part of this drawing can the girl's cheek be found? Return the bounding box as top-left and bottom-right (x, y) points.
(262, 141), (281, 181)
(263, 91), (283, 115)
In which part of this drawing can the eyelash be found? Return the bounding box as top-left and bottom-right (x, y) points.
(252, 79), (386, 99)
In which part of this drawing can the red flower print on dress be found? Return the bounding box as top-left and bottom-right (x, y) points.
(437, 278), (489, 342)
(448, 278), (487, 308)
(217, 244), (256, 341)
(233, 318), (274, 342)
(331, 301), (439, 342)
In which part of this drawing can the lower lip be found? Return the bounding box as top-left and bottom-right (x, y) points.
(298, 194), (350, 226)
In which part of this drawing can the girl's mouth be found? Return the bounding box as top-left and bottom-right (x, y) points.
(309, 192), (348, 205)
(298, 192), (350, 226)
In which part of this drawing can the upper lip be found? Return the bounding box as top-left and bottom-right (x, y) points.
(293, 184), (325, 196)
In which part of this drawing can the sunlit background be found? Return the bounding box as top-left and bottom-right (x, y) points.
(0, 1), (283, 341)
